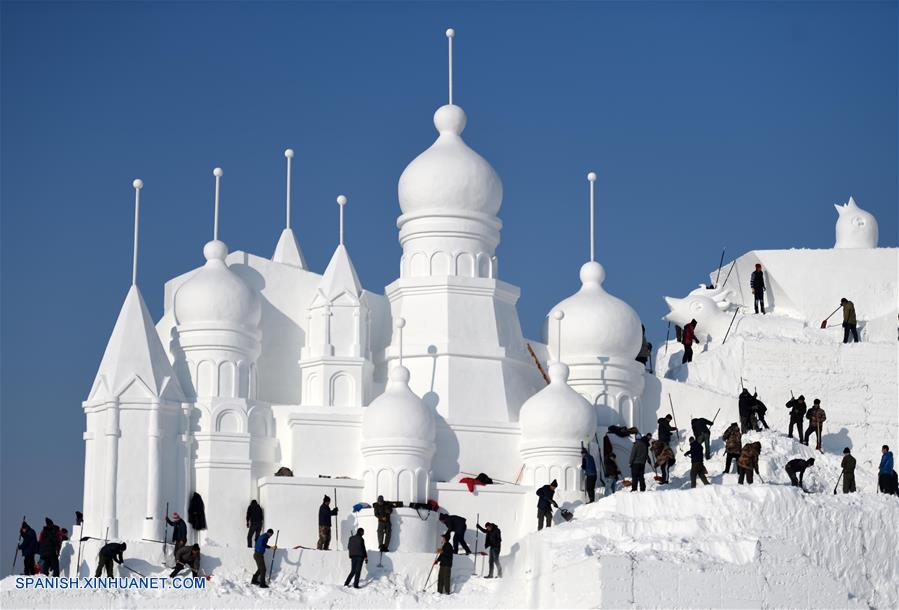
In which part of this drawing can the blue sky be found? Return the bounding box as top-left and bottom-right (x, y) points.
(1, 1), (896, 570)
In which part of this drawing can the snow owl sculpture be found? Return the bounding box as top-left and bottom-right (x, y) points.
(834, 196), (878, 249)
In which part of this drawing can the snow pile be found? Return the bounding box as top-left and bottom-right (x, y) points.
(4, 429), (896, 609)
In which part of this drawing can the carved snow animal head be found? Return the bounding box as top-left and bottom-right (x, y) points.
(688, 285), (733, 310)
(663, 294), (732, 342)
(834, 196), (878, 249)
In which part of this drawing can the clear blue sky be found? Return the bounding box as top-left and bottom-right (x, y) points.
(1, 1), (896, 571)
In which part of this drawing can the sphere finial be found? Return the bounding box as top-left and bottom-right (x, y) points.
(552, 309), (565, 321)
(587, 171), (597, 182)
(284, 148), (294, 158)
(132, 178), (143, 189)
(213, 167), (223, 177)
(446, 28), (455, 38)
(337, 194), (347, 206)
(395, 317), (406, 329)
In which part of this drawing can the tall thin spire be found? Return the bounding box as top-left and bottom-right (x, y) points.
(446, 28), (455, 105)
(284, 148), (294, 229)
(131, 179), (143, 286)
(552, 310), (564, 362)
(587, 171), (597, 262)
(337, 195), (347, 246)
(395, 317), (406, 367)
(212, 167), (223, 241)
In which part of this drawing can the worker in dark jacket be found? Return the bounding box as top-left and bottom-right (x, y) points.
(681, 319), (699, 363)
(246, 500), (264, 548)
(17, 522), (38, 575)
(840, 298), (859, 343)
(751, 263), (766, 314)
(841, 448), (856, 493)
(636, 325), (652, 369)
(317, 495), (339, 550)
(170, 544), (201, 578)
(251, 528), (274, 588)
(604, 453), (620, 496)
(95, 542), (126, 577)
(373, 496), (393, 551)
(434, 533), (454, 594)
(753, 399), (770, 430)
(38, 518), (61, 577)
(629, 434), (653, 492)
(535, 480), (559, 530)
(738, 389), (757, 433)
(685, 437), (710, 488)
(476, 522), (502, 578)
(166, 512), (187, 552)
(785, 457), (815, 487)
(737, 442), (762, 485)
(581, 447), (598, 503)
(657, 414), (675, 445)
(652, 439), (675, 485)
(722, 423), (742, 474)
(691, 418), (714, 459)
(343, 528), (368, 588)
(438, 513), (472, 553)
(878, 445), (895, 494)
(803, 400), (826, 450)
(786, 395), (807, 439)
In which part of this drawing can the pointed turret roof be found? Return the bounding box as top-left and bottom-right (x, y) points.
(272, 228), (308, 268)
(312, 244), (362, 305)
(88, 285), (184, 402)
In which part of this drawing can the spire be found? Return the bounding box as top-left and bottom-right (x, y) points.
(272, 149), (308, 268)
(212, 167), (223, 241)
(551, 309), (564, 362)
(587, 172), (597, 262)
(446, 28), (455, 105)
(315, 244), (362, 303)
(337, 194), (347, 246)
(131, 179), (143, 286)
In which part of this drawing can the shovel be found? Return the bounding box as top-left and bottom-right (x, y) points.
(820, 306), (841, 329)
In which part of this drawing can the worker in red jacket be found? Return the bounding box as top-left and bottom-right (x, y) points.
(681, 319), (699, 364)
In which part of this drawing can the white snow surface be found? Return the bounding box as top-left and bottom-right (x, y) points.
(4, 431), (897, 609)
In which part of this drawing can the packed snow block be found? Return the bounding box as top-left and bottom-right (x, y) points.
(597, 555), (632, 608)
(709, 249), (898, 334)
(258, 476), (363, 551)
(435, 481), (530, 540)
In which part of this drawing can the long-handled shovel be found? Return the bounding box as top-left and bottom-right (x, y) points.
(267, 530), (280, 582)
(11, 514), (24, 572)
(820, 306), (841, 329)
(833, 472), (843, 495)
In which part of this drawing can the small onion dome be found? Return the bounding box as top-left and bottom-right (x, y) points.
(397, 104), (502, 217)
(519, 362), (596, 441)
(549, 261), (642, 360)
(362, 366), (435, 446)
(174, 240), (261, 329)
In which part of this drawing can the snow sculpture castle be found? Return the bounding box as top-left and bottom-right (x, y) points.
(80, 30), (648, 552)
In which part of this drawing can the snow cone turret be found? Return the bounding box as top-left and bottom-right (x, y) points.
(171, 168), (275, 547)
(358, 318), (437, 551)
(521, 311), (597, 495)
(545, 172), (645, 429)
(83, 179), (187, 545)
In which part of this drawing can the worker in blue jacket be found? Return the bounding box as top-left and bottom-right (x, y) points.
(17, 522), (38, 575)
(581, 447), (598, 503)
(879, 445), (896, 495)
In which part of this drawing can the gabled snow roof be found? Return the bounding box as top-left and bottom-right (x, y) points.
(272, 228), (308, 269)
(312, 244), (362, 306)
(88, 285), (185, 402)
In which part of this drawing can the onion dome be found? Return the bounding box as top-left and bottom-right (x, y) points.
(520, 362), (597, 442)
(398, 105), (502, 218)
(548, 261), (642, 360)
(174, 240), (261, 330)
(362, 366), (435, 446)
